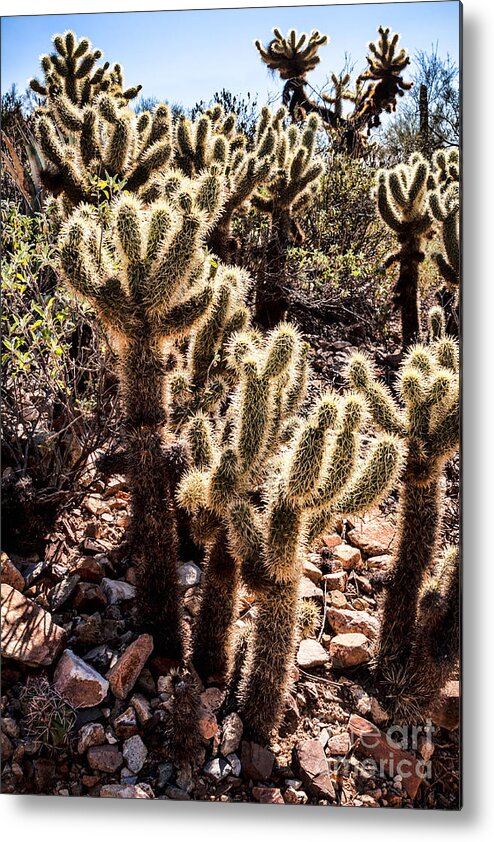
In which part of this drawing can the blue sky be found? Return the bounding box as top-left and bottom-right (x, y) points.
(1, 2), (460, 110)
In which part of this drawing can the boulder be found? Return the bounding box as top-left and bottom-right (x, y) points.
(87, 744), (123, 773)
(241, 741), (275, 781)
(292, 739), (335, 801)
(297, 638), (329, 669)
(347, 512), (397, 556)
(107, 634), (153, 699)
(122, 735), (148, 773)
(329, 633), (372, 668)
(1, 583), (66, 666)
(54, 649), (109, 708)
(332, 544), (362, 570)
(326, 607), (380, 641)
(348, 714), (425, 799)
(1, 552), (25, 591)
(220, 712), (243, 757)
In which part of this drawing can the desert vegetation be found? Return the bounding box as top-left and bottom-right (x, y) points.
(1, 23), (460, 808)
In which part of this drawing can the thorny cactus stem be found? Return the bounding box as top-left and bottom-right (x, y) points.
(397, 545), (459, 719)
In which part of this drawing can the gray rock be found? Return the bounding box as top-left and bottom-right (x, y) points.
(102, 578), (136, 605)
(156, 762), (174, 790)
(177, 562), (202, 588)
(226, 753), (241, 777)
(49, 576), (80, 612)
(122, 734), (148, 773)
(203, 758), (232, 782)
(220, 711), (243, 756)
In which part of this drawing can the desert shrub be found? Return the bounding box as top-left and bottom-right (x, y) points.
(254, 151), (395, 339)
(1, 200), (119, 552)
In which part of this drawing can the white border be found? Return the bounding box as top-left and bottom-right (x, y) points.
(2, 0), (493, 836)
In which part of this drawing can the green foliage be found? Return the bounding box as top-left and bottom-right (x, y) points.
(1, 200), (118, 551)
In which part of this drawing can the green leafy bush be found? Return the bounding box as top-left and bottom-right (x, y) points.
(1, 200), (119, 551)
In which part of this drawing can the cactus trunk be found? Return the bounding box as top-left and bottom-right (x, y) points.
(378, 464), (441, 670)
(255, 209), (291, 329)
(191, 528), (240, 684)
(394, 243), (422, 348)
(238, 578), (300, 741)
(122, 335), (184, 659)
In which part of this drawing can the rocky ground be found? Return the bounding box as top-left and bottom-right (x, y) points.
(1, 335), (460, 808)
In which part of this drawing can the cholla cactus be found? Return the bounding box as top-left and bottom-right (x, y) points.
(347, 309), (459, 694)
(376, 153), (434, 347)
(431, 147), (460, 193)
(255, 28), (328, 82)
(34, 91), (172, 208)
(353, 26), (412, 131)
(429, 183), (460, 293)
(178, 329), (402, 738)
(142, 104), (282, 265)
(29, 31), (141, 107)
(29, 33), (173, 210)
(255, 26), (411, 154)
(56, 174), (236, 658)
(252, 111), (324, 327)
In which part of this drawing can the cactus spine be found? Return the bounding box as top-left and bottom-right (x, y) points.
(376, 153), (434, 347)
(347, 309), (459, 710)
(178, 333), (403, 739)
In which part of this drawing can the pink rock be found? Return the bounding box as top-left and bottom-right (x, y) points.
(329, 633), (372, 668)
(299, 576), (323, 600)
(297, 638), (329, 669)
(1, 552), (25, 591)
(241, 741), (275, 781)
(1, 583), (66, 666)
(292, 739), (335, 800)
(303, 556), (323, 583)
(326, 607), (380, 641)
(198, 707), (218, 740)
(78, 722), (106, 754)
(327, 732), (351, 755)
(54, 649), (109, 708)
(87, 745), (123, 773)
(322, 571), (347, 591)
(430, 680), (460, 731)
(332, 543), (362, 570)
(200, 687), (226, 712)
(348, 714), (425, 799)
(348, 512), (397, 556)
(100, 783), (153, 798)
(252, 786), (284, 804)
(107, 634), (154, 699)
